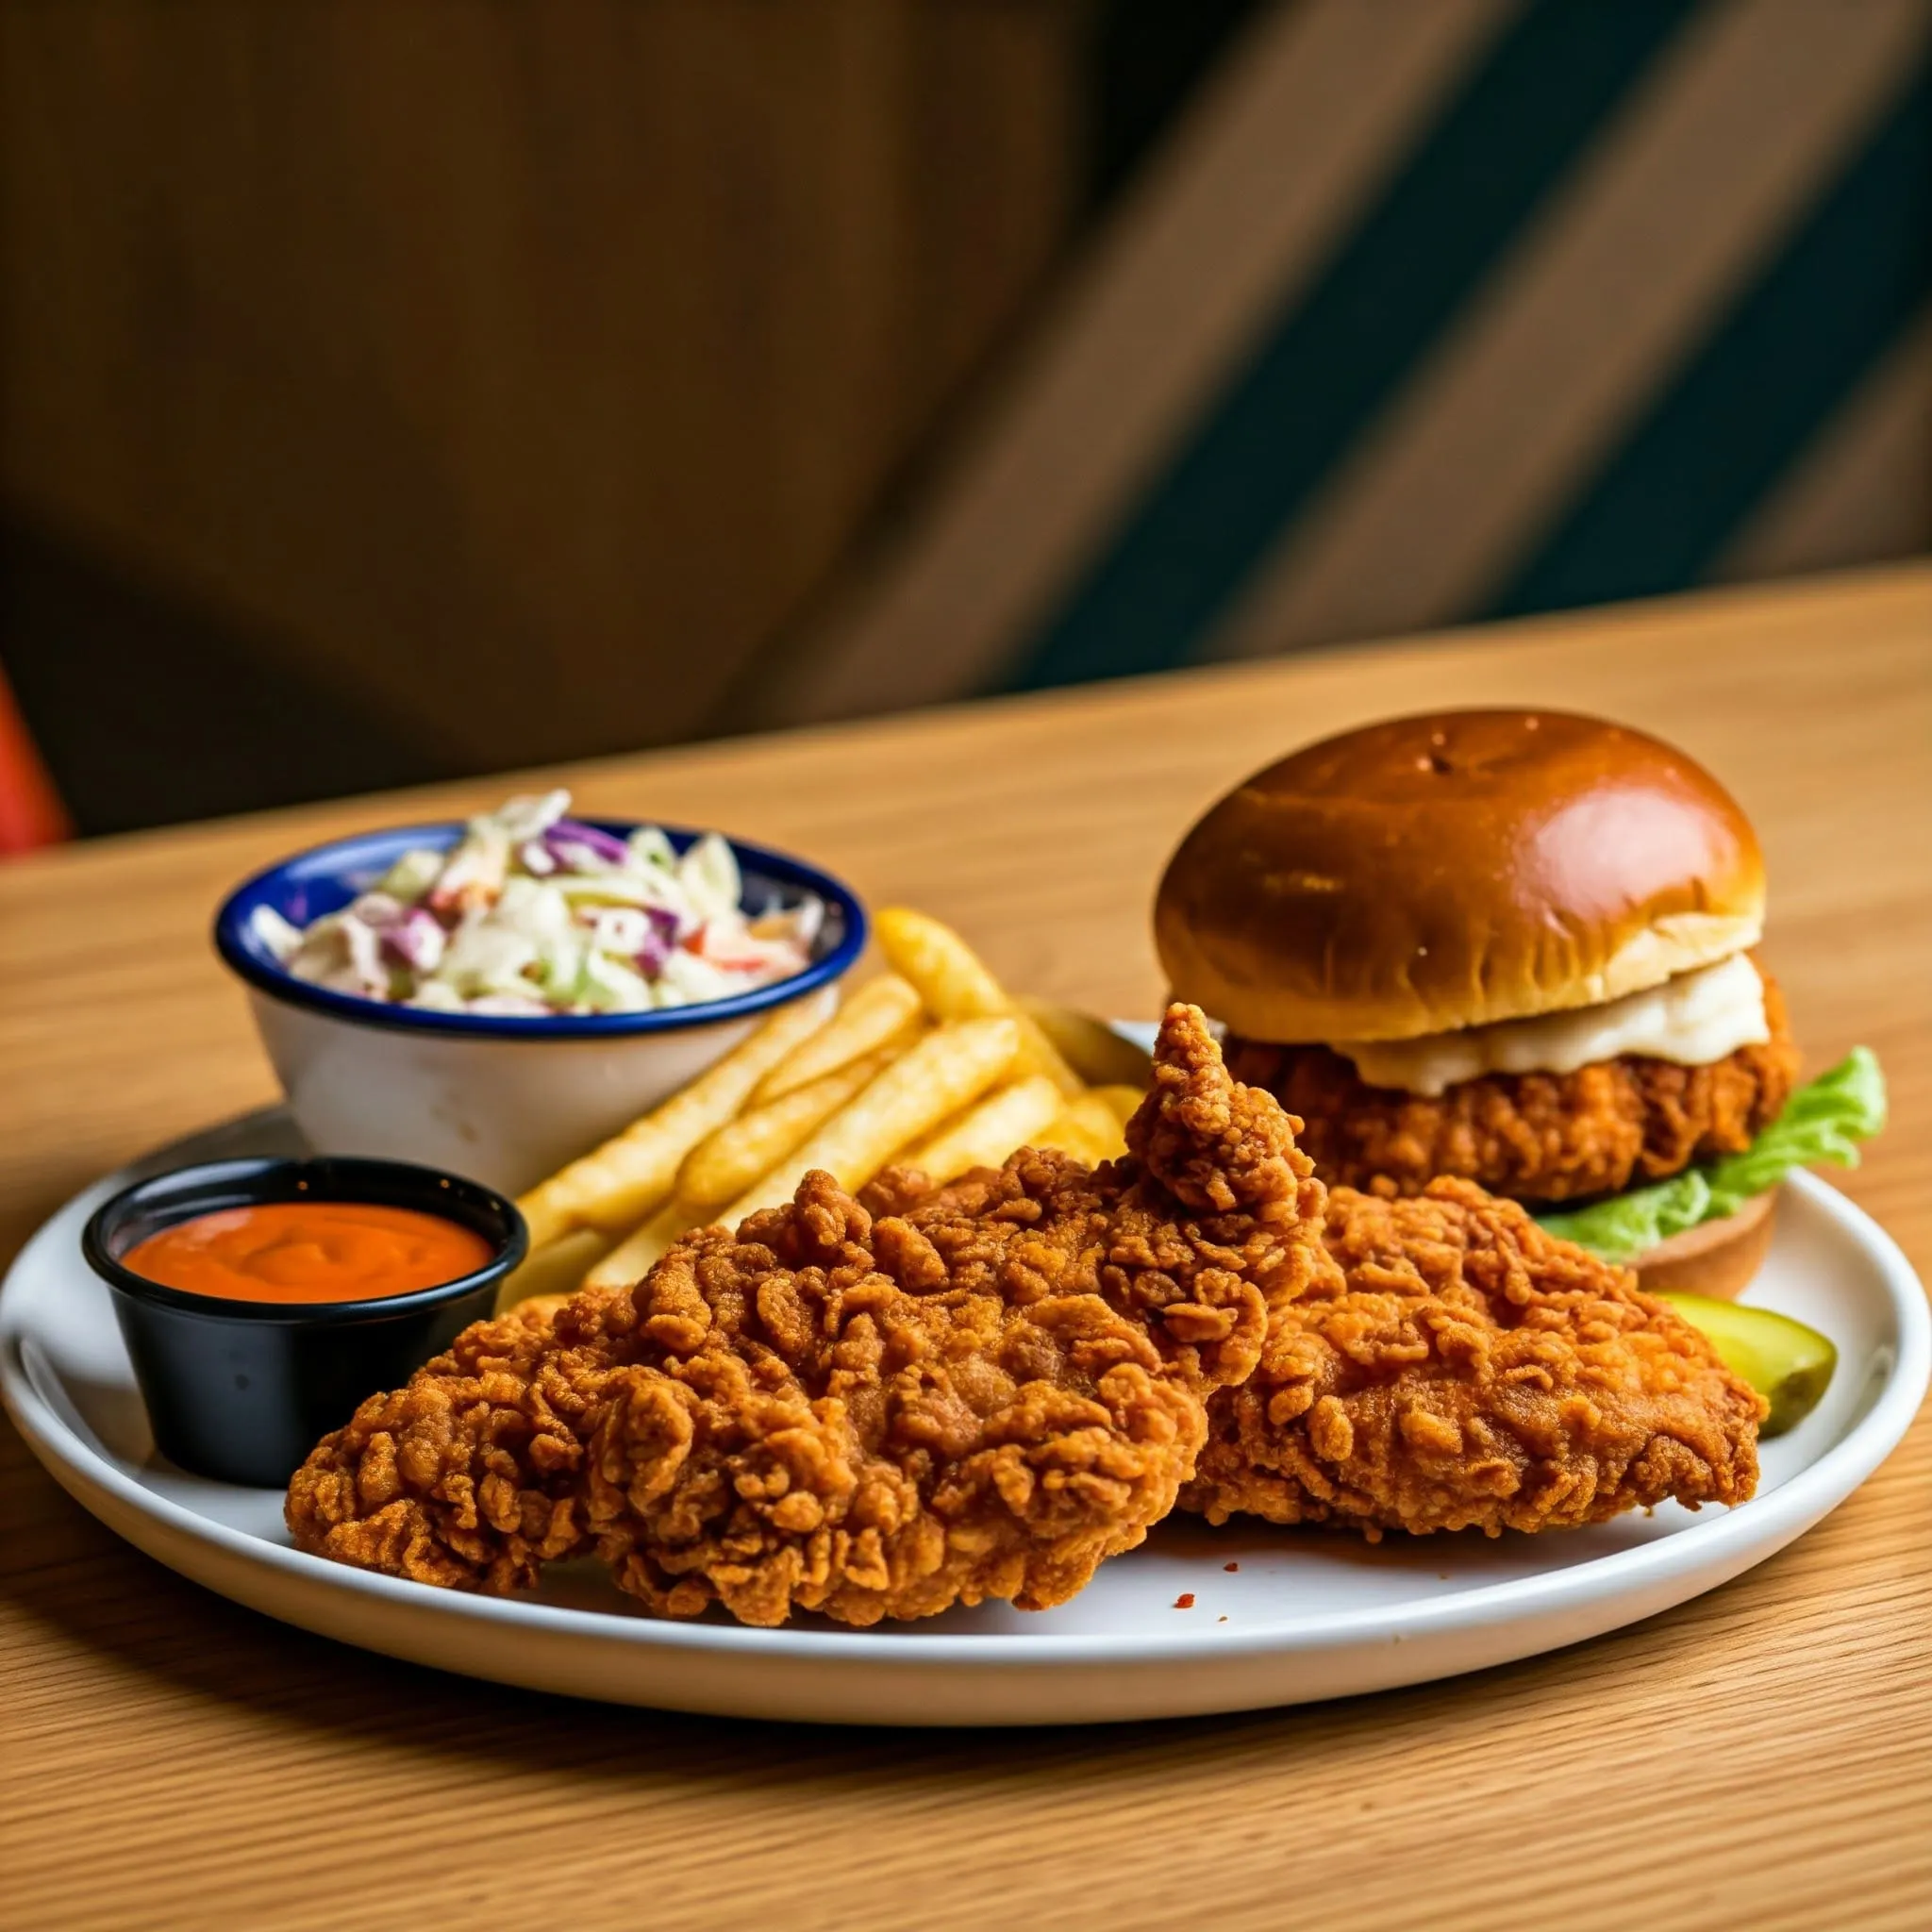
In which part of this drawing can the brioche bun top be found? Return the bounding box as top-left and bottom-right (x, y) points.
(1154, 709), (1763, 1043)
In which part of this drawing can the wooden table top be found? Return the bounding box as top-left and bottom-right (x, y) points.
(3, 564), (1929, 1931)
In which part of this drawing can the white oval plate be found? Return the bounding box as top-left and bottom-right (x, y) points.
(3, 1108), (1924, 1727)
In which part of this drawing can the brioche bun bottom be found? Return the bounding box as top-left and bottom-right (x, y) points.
(1631, 1189), (1777, 1300)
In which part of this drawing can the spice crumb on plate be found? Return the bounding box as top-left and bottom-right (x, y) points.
(1174, 1592), (1195, 1610)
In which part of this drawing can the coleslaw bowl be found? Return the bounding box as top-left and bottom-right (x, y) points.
(214, 820), (867, 1191)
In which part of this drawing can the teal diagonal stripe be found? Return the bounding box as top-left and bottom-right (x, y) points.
(1490, 60), (1932, 617)
(1006, 0), (1701, 693)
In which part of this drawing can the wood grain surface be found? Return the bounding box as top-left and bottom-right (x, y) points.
(2, 565), (1929, 1931)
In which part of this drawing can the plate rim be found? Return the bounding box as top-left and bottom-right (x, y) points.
(5, 1128), (1926, 1673)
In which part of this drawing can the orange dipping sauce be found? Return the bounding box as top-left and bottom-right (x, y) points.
(123, 1200), (493, 1305)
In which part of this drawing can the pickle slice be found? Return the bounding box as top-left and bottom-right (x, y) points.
(1655, 1291), (1838, 1439)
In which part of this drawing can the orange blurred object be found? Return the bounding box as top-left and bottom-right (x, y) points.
(0, 661), (69, 853)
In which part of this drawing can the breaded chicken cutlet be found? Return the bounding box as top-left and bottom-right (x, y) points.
(287, 1005), (1331, 1626)
(1184, 1178), (1764, 1539)
(289, 1006), (1765, 1621)
(1225, 973), (1800, 1204)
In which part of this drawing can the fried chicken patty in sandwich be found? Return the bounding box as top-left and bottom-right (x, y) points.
(1155, 709), (1885, 1298)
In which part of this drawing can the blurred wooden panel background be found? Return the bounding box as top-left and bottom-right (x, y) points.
(0, 0), (1087, 782)
(12, 0), (1923, 841)
(765, 0), (1932, 723)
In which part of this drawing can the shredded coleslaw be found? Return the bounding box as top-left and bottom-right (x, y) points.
(249, 791), (821, 1016)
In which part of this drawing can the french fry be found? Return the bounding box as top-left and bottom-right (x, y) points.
(1034, 1117), (1117, 1165)
(582, 1197), (695, 1291)
(591, 1044), (912, 1291)
(495, 1226), (613, 1311)
(874, 906), (1008, 1017)
(1089, 1083), (1149, 1127)
(1062, 1090), (1130, 1144)
(750, 974), (924, 1104)
(1037, 1091), (1129, 1166)
(592, 1034), (1045, 1286)
(720, 1016), (1022, 1222)
(676, 1048), (893, 1211)
(899, 1075), (1064, 1186)
(874, 907), (1082, 1097)
(1016, 997), (1155, 1090)
(1008, 1016), (1083, 1098)
(516, 984), (837, 1247)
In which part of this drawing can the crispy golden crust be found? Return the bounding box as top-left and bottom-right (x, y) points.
(288, 1005), (1332, 1626)
(1181, 1179), (1764, 1538)
(1225, 974), (1800, 1204)
(282, 1300), (598, 1593)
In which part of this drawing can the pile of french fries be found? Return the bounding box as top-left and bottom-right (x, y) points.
(502, 908), (1154, 1308)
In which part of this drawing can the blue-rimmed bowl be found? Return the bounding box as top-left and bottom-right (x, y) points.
(214, 820), (866, 1193)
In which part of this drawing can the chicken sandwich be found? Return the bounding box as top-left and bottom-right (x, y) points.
(1155, 709), (1883, 1296)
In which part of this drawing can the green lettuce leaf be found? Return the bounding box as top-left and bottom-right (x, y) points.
(1535, 1169), (1711, 1266)
(1536, 1048), (1886, 1264)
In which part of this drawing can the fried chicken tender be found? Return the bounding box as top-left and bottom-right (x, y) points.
(288, 1004), (1332, 1625)
(1224, 973), (1800, 1203)
(1183, 1178), (1764, 1538)
(281, 1297), (598, 1593)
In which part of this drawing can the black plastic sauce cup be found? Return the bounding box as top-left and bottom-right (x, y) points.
(82, 1157), (527, 1487)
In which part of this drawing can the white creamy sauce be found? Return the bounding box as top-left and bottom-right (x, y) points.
(1333, 953), (1769, 1096)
